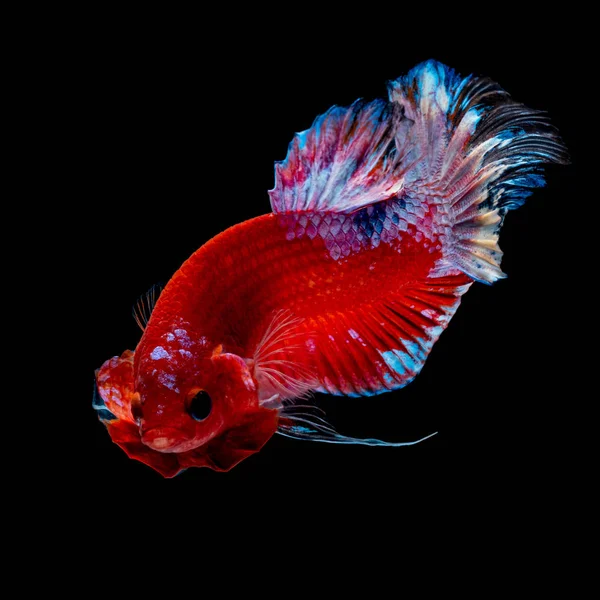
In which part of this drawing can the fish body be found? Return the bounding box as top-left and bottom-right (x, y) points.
(95, 60), (567, 476)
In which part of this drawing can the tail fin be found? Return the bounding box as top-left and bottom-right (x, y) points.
(389, 60), (569, 283)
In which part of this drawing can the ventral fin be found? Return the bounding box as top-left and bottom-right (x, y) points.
(277, 404), (437, 446)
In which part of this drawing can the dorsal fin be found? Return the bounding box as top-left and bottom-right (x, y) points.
(269, 99), (408, 215)
(269, 60), (568, 284)
(132, 283), (163, 331)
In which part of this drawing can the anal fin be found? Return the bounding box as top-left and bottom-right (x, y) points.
(299, 274), (471, 397)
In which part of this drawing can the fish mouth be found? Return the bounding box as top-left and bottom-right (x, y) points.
(141, 427), (194, 453)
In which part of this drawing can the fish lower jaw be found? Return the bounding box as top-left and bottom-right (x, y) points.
(141, 428), (199, 453)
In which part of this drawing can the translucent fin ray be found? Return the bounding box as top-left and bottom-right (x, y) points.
(278, 404), (437, 446)
(133, 283), (163, 331)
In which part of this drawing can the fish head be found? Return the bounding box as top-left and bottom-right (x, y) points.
(94, 339), (279, 477)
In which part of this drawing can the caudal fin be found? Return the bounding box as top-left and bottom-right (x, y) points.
(389, 60), (569, 283)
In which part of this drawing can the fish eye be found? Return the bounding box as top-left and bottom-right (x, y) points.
(188, 390), (212, 421)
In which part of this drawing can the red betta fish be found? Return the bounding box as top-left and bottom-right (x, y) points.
(94, 60), (567, 476)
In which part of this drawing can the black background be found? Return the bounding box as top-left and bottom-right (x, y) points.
(81, 29), (577, 506)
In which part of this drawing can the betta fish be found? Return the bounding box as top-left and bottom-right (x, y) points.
(93, 60), (567, 477)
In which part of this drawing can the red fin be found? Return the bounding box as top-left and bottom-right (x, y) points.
(301, 275), (471, 396)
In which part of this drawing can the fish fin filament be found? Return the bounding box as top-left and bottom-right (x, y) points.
(132, 283), (163, 331)
(278, 404), (437, 447)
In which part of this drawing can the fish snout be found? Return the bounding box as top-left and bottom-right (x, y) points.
(141, 427), (192, 453)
